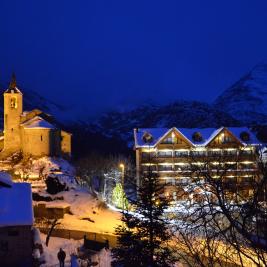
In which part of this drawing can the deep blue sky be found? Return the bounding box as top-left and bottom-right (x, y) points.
(1, 1), (267, 116)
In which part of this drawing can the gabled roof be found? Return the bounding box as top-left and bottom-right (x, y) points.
(134, 127), (261, 148)
(21, 116), (57, 129)
(0, 182), (34, 227)
(154, 127), (194, 147)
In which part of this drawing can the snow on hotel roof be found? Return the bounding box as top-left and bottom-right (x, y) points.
(134, 127), (260, 148)
(0, 173), (33, 227)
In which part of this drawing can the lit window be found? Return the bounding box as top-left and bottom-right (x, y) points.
(158, 151), (172, 157)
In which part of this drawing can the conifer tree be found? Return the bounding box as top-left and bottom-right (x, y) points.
(112, 182), (128, 209)
(112, 171), (175, 267)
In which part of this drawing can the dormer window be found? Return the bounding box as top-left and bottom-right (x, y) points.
(10, 97), (17, 109)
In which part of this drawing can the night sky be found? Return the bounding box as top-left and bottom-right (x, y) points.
(1, 1), (267, 116)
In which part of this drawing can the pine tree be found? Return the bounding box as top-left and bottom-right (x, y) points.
(112, 182), (128, 209)
(112, 171), (175, 267)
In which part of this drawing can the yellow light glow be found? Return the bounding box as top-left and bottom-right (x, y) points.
(193, 147), (206, 151)
(243, 147), (253, 151)
(158, 149), (173, 152)
(142, 148), (156, 152)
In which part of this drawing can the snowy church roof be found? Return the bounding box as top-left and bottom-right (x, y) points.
(22, 116), (56, 129)
(0, 173), (33, 227)
(134, 127), (261, 148)
(0, 179), (34, 227)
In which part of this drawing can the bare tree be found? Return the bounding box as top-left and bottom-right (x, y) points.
(171, 153), (267, 267)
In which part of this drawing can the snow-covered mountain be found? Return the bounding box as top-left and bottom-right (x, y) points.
(93, 101), (239, 146)
(2, 62), (267, 155)
(214, 62), (267, 125)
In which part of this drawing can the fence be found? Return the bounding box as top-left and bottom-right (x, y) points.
(39, 227), (118, 248)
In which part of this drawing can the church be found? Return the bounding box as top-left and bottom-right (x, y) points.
(0, 74), (71, 158)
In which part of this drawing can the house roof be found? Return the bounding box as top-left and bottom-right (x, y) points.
(0, 172), (13, 188)
(21, 116), (57, 129)
(0, 182), (34, 227)
(134, 127), (261, 148)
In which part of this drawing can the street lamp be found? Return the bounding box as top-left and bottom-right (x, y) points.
(119, 163), (125, 189)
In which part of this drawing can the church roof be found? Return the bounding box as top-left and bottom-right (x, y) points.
(4, 73), (22, 94)
(21, 116), (57, 129)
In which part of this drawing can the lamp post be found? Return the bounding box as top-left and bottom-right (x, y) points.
(119, 163), (125, 189)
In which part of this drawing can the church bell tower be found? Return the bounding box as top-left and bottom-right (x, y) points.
(3, 73), (23, 153)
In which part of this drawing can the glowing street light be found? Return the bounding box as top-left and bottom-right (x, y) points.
(119, 163), (125, 189)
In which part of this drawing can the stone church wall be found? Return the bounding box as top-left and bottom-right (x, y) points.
(61, 130), (72, 158)
(22, 128), (61, 156)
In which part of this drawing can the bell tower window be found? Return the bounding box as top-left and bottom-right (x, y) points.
(10, 97), (17, 109)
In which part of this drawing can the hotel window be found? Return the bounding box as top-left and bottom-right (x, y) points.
(192, 151), (206, 157)
(162, 137), (173, 144)
(157, 151), (172, 158)
(223, 150), (237, 156)
(162, 135), (182, 144)
(158, 165), (173, 171)
(174, 164), (189, 171)
(174, 151), (188, 157)
(240, 150), (253, 155)
(209, 150), (221, 156)
(225, 163), (237, 170)
(239, 163), (255, 170)
(220, 133), (232, 144)
(142, 165), (157, 171)
(165, 178), (176, 185)
(142, 152), (156, 159)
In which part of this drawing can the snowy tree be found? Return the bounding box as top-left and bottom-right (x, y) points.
(112, 171), (175, 267)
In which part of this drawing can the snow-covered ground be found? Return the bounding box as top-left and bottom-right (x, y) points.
(45, 189), (122, 234)
(40, 233), (112, 267)
(0, 155), (121, 235)
(40, 233), (82, 266)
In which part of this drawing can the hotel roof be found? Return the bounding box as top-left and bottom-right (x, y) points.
(134, 127), (261, 148)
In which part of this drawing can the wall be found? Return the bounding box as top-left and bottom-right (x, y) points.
(61, 130), (72, 158)
(22, 128), (61, 157)
(34, 202), (70, 219)
(0, 225), (32, 266)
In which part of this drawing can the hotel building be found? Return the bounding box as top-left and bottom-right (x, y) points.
(134, 127), (262, 201)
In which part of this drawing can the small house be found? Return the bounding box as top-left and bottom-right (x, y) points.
(0, 172), (34, 266)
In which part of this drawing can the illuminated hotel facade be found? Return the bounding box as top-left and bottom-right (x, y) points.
(134, 127), (262, 201)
